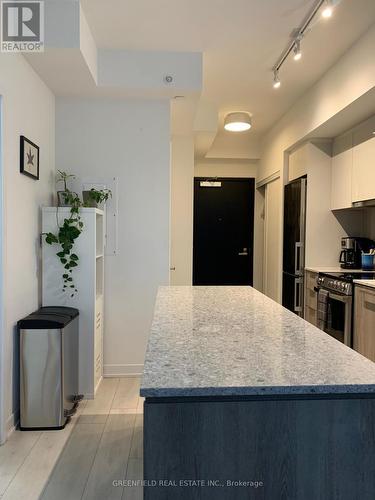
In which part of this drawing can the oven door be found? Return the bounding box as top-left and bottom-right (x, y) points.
(324, 291), (352, 346)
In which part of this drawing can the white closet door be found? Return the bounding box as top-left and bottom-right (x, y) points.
(263, 177), (281, 303)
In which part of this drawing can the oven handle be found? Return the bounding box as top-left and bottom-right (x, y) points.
(315, 287), (351, 303)
(327, 291), (351, 303)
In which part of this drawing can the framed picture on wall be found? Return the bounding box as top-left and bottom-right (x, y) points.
(20, 136), (39, 180)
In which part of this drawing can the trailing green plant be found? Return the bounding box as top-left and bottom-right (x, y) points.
(44, 192), (83, 297)
(44, 175), (112, 297)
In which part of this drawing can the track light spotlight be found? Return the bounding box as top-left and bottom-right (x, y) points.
(273, 71), (281, 89)
(293, 39), (302, 61)
(322, 0), (333, 18)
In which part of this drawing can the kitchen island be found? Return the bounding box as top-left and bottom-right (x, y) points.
(141, 286), (375, 500)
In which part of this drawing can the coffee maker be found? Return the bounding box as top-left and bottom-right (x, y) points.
(340, 237), (375, 269)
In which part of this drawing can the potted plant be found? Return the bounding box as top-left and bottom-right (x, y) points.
(44, 172), (112, 296)
(82, 188), (112, 208)
(56, 170), (76, 206)
(44, 192), (83, 296)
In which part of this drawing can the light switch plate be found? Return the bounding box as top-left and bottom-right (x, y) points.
(81, 177), (119, 256)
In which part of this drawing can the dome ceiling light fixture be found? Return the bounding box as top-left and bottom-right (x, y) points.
(224, 112), (252, 132)
(271, 0), (341, 88)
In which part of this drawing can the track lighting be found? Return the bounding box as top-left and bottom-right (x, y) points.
(271, 0), (339, 89)
(293, 39), (302, 61)
(322, 0), (333, 18)
(273, 71), (281, 89)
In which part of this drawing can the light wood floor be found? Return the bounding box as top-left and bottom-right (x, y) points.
(0, 377), (144, 500)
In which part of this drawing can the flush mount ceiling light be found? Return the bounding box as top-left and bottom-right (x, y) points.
(224, 112), (252, 132)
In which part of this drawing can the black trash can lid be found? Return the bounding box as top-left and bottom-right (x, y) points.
(18, 307), (79, 330)
(39, 306), (79, 319)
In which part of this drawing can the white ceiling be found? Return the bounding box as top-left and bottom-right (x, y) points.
(81, 0), (375, 143)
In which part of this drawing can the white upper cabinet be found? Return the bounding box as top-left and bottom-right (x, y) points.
(331, 115), (375, 209)
(352, 137), (375, 202)
(352, 115), (375, 203)
(331, 132), (353, 210)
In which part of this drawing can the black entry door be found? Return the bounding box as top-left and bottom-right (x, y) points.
(193, 178), (255, 286)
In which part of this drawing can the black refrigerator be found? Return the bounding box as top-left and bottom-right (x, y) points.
(282, 177), (307, 316)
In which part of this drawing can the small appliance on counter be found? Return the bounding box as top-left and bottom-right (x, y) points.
(361, 250), (375, 270)
(18, 306), (83, 430)
(339, 237), (375, 269)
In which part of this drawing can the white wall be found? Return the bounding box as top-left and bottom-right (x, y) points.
(262, 177), (282, 302)
(195, 159), (257, 178)
(256, 24), (375, 303)
(253, 187), (265, 293)
(0, 54), (55, 442)
(170, 136), (194, 285)
(56, 98), (170, 377)
(259, 24), (375, 183)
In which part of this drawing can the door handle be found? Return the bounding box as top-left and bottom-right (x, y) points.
(294, 278), (303, 313)
(295, 242), (303, 275)
(238, 248), (248, 256)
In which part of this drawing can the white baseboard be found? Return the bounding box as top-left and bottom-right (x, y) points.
(94, 375), (103, 395)
(104, 364), (144, 377)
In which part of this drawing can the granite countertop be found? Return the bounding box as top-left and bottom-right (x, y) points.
(141, 286), (375, 398)
(354, 279), (375, 289)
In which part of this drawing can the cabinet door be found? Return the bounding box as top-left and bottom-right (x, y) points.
(305, 287), (317, 310)
(305, 270), (317, 291)
(354, 286), (375, 362)
(352, 137), (375, 202)
(331, 149), (353, 210)
(305, 305), (317, 327)
(304, 271), (318, 326)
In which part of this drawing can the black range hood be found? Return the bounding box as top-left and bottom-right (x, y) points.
(352, 199), (375, 208)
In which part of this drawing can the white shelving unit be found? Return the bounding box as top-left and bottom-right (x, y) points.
(42, 207), (105, 398)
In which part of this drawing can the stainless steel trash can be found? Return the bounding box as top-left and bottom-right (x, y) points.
(18, 306), (82, 430)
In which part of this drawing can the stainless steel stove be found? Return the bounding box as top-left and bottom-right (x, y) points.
(316, 272), (375, 296)
(315, 272), (375, 347)
(316, 274), (352, 295)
